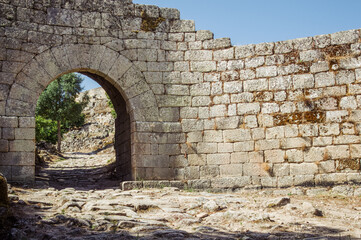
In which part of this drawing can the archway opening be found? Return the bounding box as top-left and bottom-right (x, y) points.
(35, 71), (132, 189)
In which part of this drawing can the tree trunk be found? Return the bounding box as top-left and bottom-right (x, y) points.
(57, 120), (61, 152)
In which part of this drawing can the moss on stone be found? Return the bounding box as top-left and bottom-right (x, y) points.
(140, 11), (165, 32)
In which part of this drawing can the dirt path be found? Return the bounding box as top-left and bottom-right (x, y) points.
(4, 152), (361, 239)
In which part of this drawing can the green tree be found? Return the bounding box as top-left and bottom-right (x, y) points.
(36, 73), (88, 152)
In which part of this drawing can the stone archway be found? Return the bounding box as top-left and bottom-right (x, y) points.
(4, 44), (159, 182)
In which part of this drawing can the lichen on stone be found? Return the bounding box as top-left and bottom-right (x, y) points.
(140, 11), (165, 32)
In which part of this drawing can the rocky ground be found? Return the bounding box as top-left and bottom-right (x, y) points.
(3, 151), (361, 239)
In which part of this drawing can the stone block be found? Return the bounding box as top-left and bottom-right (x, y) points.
(160, 8), (180, 19)
(181, 72), (203, 84)
(235, 44), (255, 58)
(203, 130), (223, 143)
(184, 166), (200, 179)
(334, 135), (360, 145)
(265, 149), (285, 163)
(214, 48), (234, 60)
(0, 166), (11, 181)
(347, 173), (361, 184)
(15, 128), (35, 140)
(9, 140), (34, 152)
(243, 79), (268, 92)
(203, 38), (231, 50)
(293, 74), (314, 89)
(200, 165), (219, 178)
(224, 81), (242, 94)
(256, 139), (280, 151)
(137, 155), (169, 168)
(281, 137), (311, 149)
(315, 173), (347, 186)
(0, 116), (18, 128)
(245, 56), (264, 68)
(336, 70), (355, 85)
(191, 61), (217, 72)
(158, 144), (180, 155)
(196, 30), (213, 41)
(278, 176), (294, 188)
(269, 75), (292, 90)
(185, 50), (213, 61)
(188, 179), (211, 189)
(121, 181), (143, 191)
(350, 144), (361, 158)
(260, 176), (277, 188)
(255, 42), (274, 55)
(294, 175), (315, 186)
(170, 20), (195, 32)
(207, 154), (230, 165)
(304, 147), (325, 162)
(330, 29), (359, 44)
(248, 151), (264, 163)
(319, 160), (336, 173)
(218, 143), (234, 153)
(261, 103), (279, 114)
(244, 115), (258, 128)
(211, 177), (251, 188)
(187, 154), (206, 166)
(293, 37), (313, 50)
(223, 129), (251, 142)
(286, 149), (304, 163)
(299, 50), (321, 62)
(213, 95), (230, 104)
(310, 61), (329, 73)
(340, 96), (357, 109)
(273, 164), (290, 176)
(19, 117), (35, 128)
(2, 128), (14, 140)
(274, 40), (293, 53)
(11, 165), (34, 182)
(230, 152), (248, 163)
(197, 142), (217, 154)
(315, 72), (335, 87)
(237, 103), (260, 115)
(243, 163), (269, 176)
(47, 8), (81, 27)
(153, 168), (175, 180)
(251, 128), (265, 140)
(210, 105), (227, 118)
(0, 139), (8, 152)
(256, 66), (277, 78)
(326, 145), (350, 159)
(319, 123), (340, 136)
(220, 164), (243, 176)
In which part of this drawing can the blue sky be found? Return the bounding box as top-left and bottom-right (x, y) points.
(82, 0), (361, 91)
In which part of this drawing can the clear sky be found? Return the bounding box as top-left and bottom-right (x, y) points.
(82, 0), (361, 91)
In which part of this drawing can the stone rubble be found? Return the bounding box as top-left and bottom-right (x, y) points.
(3, 152), (361, 239)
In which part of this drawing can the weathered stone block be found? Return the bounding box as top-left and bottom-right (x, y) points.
(286, 149), (304, 163)
(235, 44), (255, 58)
(11, 166), (34, 182)
(315, 173), (347, 186)
(0, 140), (8, 152)
(256, 66), (277, 78)
(256, 139), (280, 151)
(207, 154), (230, 165)
(293, 74), (314, 89)
(211, 177), (251, 188)
(265, 149), (285, 163)
(224, 129), (251, 142)
(237, 103), (260, 115)
(330, 30), (359, 44)
(220, 164), (243, 176)
(243, 163), (269, 176)
(281, 137), (311, 149)
(203, 38), (231, 50)
(15, 128), (35, 140)
(326, 145), (350, 159)
(170, 20), (195, 32)
(243, 79), (268, 92)
(190, 61), (216, 72)
(47, 8), (81, 27)
(200, 165), (219, 178)
(315, 72), (335, 87)
(269, 75), (292, 90)
(294, 175), (315, 186)
(230, 152), (248, 163)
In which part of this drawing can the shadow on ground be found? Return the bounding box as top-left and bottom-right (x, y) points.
(2, 200), (353, 240)
(35, 163), (120, 191)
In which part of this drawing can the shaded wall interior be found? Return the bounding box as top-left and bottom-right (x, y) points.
(80, 72), (132, 181)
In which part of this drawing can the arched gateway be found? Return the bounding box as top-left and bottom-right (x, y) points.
(1, 0), (361, 188)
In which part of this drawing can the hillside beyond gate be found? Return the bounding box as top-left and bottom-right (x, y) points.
(1, 0), (361, 188)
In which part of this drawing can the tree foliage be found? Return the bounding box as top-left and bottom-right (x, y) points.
(36, 73), (88, 151)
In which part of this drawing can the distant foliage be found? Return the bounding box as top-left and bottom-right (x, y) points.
(36, 73), (89, 151)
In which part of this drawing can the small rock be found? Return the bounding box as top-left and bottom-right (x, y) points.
(265, 197), (290, 208)
(301, 202), (323, 217)
(203, 200), (220, 212)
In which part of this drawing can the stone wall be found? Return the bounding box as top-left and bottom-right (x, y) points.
(0, 0), (361, 187)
